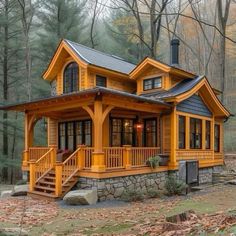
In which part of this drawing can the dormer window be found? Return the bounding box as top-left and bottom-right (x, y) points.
(143, 77), (162, 91)
(63, 62), (79, 93)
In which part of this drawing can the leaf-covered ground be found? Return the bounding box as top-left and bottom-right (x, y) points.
(1, 184), (236, 235)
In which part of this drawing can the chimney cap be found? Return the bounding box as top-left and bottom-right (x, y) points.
(171, 38), (180, 45)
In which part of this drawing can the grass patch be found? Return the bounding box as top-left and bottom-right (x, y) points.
(166, 199), (217, 217)
(83, 223), (133, 235)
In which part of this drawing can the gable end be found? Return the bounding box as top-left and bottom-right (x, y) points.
(177, 94), (212, 117)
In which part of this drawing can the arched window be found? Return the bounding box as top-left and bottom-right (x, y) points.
(63, 62), (79, 93)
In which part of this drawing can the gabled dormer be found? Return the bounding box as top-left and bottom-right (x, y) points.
(43, 39), (137, 96)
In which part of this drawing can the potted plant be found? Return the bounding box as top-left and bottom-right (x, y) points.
(146, 156), (160, 169)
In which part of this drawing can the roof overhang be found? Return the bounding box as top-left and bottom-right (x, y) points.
(129, 57), (196, 80)
(164, 77), (230, 118)
(43, 40), (89, 81)
(0, 87), (172, 113)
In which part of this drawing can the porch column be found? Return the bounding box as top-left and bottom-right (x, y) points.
(169, 106), (177, 169)
(91, 99), (106, 172)
(24, 113), (34, 165)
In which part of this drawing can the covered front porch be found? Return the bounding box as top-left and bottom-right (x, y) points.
(16, 88), (172, 196)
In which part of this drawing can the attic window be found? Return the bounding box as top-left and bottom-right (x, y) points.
(96, 75), (107, 87)
(63, 62), (79, 93)
(143, 77), (162, 91)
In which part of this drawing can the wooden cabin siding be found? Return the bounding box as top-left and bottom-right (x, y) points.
(47, 118), (58, 147)
(87, 71), (135, 93)
(80, 67), (86, 90)
(56, 73), (63, 95)
(177, 94), (212, 117)
(162, 114), (171, 153)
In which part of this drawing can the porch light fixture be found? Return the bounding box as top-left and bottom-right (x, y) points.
(134, 121), (143, 130)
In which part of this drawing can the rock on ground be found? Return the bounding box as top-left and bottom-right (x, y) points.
(11, 184), (29, 196)
(1, 190), (12, 198)
(0, 228), (28, 236)
(63, 189), (98, 205)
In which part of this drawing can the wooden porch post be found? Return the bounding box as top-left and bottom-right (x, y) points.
(169, 106), (177, 169)
(29, 161), (36, 191)
(77, 145), (85, 170)
(92, 99), (106, 172)
(55, 162), (62, 196)
(123, 145), (132, 169)
(24, 113), (30, 164)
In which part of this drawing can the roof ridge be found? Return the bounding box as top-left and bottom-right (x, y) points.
(64, 39), (136, 66)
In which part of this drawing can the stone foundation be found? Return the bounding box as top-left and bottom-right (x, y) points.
(76, 166), (223, 201)
(77, 171), (168, 201)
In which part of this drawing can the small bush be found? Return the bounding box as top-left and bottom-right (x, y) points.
(165, 175), (187, 196)
(121, 189), (144, 202)
(146, 156), (160, 169)
(15, 179), (27, 185)
(147, 189), (160, 198)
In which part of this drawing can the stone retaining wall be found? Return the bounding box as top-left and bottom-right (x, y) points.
(224, 154), (236, 171)
(77, 171), (169, 201)
(76, 166), (221, 201)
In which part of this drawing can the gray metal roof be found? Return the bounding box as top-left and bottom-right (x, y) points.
(142, 76), (204, 99)
(65, 40), (136, 74)
(0, 87), (171, 111)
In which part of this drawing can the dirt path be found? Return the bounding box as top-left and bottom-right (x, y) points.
(1, 184), (236, 235)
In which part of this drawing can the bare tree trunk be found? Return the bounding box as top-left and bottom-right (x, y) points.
(90, 0), (98, 48)
(18, 0), (34, 101)
(2, 0), (9, 183)
(217, 0), (231, 103)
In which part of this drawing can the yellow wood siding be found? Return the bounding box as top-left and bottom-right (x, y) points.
(162, 114), (171, 154)
(47, 118), (58, 147)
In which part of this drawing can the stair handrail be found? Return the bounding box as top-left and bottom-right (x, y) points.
(35, 148), (55, 183)
(61, 148), (81, 187)
(35, 148), (53, 164)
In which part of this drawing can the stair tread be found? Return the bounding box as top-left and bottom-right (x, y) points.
(38, 180), (55, 185)
(35, 185), (55, 191)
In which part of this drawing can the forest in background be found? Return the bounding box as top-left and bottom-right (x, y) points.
(0, 0), (235, 183)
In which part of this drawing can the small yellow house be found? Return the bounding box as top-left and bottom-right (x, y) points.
(1, 39), (230, 201)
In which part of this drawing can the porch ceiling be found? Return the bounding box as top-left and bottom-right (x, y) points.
(0, 87), (172, 115)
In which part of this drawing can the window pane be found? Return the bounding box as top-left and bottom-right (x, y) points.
(76, 122), (83, 145)
(63, 62), (79, 93)
(214, 124), (220, 152)
(144, 79), (152, 90)
(84, 121), (91, 146)
(123, 119), (133, 145)
(190, 118), (202, 149)
(67, 122), (74, 150)
(59, 123), (65, 150)
(206, 121), (211, 149)
(112, 119), (122, 146)
(153, 77), (162, 88)
(178, 116), (185, 149)
(96, 75), (107, 87)
(145, 119), (157, 147)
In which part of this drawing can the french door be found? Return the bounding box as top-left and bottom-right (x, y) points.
(58, 120), (92, 151)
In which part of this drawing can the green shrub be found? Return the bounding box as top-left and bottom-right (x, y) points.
(121, 189), (144, 202)
(146, 156), (160, 169)
(165, 175), (187, 196)
(147, 188), (160, 198)
(15, 179), (27, 185)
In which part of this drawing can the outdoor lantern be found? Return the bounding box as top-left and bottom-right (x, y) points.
(134, 121), (143, 130)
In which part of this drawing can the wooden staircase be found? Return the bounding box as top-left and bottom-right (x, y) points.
(28, 148), (81, 201)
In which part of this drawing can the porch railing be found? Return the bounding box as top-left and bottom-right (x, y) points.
(84, 147), (94, 169)
(131, 147), (161, 167)
(81, 146), (161, 170)
(29, 147), (51, 161)
(104, 147), (124, 169)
